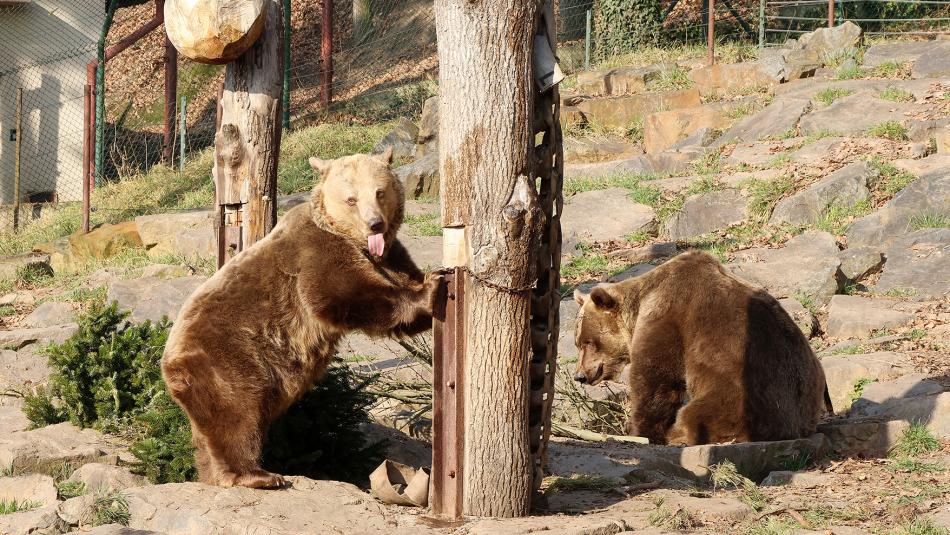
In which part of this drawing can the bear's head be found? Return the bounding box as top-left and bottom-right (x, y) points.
(309, 147), (405, 257)
(572, 284), (629, 386)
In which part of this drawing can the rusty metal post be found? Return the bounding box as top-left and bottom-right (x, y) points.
(86, 63), (97, 193)
(708, 0), (716, 65)
(431, 268), (466, 520)
(82, 84), (92, 233)
(13, 88), (23, 232)
(321, 0), (333, 108)
(828, 0), (834, 27)
(163, 32), (178, 163)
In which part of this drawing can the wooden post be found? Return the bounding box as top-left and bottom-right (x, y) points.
(434, 0), (544, 518)
(13, 88), (22, 232)
(828, 0), (834, 27)
(321, 0), (333, 108)
(213, 0), (284, 267)
(708, 0), (716, 65)
(163, 32), (178, 163)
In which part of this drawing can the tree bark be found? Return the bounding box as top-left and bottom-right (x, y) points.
(435, 0), (543, 518)
(213, 0), (283, 258)
(165, 0), (268, 64)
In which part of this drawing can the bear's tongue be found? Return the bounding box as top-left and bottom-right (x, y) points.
(368, 233), (385, 257)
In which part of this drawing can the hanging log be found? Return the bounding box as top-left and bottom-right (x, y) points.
(165, 0), (267, 64)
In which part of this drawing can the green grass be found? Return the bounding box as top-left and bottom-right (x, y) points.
(909, 212), (950, 231)
(689, 151), (724, 176)
(890, 517), (950, 535)
(869, 158), (917, 197)
(649, 502), (701, 530)
(92, 491), (130, 527)
(888, 457), (945, 474)
(867, 120), (909, 141)
(836, 65), (863, 80)
(724, 102), (756, 120)
(563, 173), (662, 207)
(740, 517), (798, 535)
(0, 304), (15, 317)
(879, 86), (915, 103)
(0, 122), (391, 257)
(875, 61), (911, 79)
(849, 377), (876, 406)
(816, 200), (873, 235)
(747, 177), (795, 220)
(0, 498), (42, 515)
(56, 480), (87, 500)
(884, 287), (919, 298)
(890, 423), (940, 457)
(803, 129), (836, 144)
(646, 65), (693, 91)
(544, 474), (620, 494)
(765, 153), (791, 169)
(710, 460), (766, 511)
(626, 117), (644, 144)
(562, 252), (610, 281)
(403, 213), (442, 236)
(814, 87), (855, 106)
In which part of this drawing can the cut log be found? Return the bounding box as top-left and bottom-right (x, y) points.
(164, 0), (267, 64)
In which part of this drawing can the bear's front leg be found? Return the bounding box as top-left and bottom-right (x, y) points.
(625, 368), (685, 444)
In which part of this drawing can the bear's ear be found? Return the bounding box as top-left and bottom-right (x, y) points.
(589, 286), (619, 311)
(309, 157), (332, 174)
(573, 288), (587, 306)
(376, 146), (394, 166)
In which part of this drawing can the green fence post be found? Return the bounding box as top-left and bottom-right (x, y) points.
(179, 96), (187, 173)
(759, 0), (765, 48)
(584, 10), (591, 69)
(283, 0), (292, 131)
(94, 0), (119, 188)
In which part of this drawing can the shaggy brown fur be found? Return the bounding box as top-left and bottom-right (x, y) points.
(573, 251), (828, 446)
(162, 149), (438, 488)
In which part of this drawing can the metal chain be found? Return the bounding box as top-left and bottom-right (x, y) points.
(438, 266), (539, 294)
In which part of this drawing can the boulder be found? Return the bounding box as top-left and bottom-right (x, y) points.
(0, 504), (66, 535)
(0, 324), (78, 351)
(910, 41), (950, 79)
(68, 221), (142, 262)
(760, 470), (831, 488)
(789, 137), (847, 167)
(665, 189), (747, 239)
(779, 297), (817, 338)
(575, 68), (613, 96)
(847, 168), (947, 249)
(0, 406), (31, 435)
(133, 264), (196, 280)
(557, 298), (580, 359)
(727, 142), (789, 167)
(688, 62), (777, 97)
(0, 346), (52, 392)
(107, 275), (207, 324)
(769, 162), (874, 227)
(67, 463), (146, 493)
(561, 189), (656, 250)
(729, 231), (843, 303)
(564, 137), (640, 163)
(400, 234), (442, 271)
(607, 241), (678, 264)
(825, 296), (913, 339)
(575, 64), (675, 97)
(654, 492), (753, 523)
(863, 41), (934, 68)
(670, 434), (829, 482)
(564, 152), (694, 179)
(134, 210), (215, 260)
(0, 253), (51, 282)
(0, 422), (119, 475)
(849, 374), (950, 438)
(799, 93), (912, 136)
(22, 301), (75, 329)
(838, 246), (884, 281)
(415, 96), (439, 158)
(608, 264), (656, 282)
(394, 152), (439, 200)
(67, 525), (164, 535)
(372, 117), (419, 162)
(936, 125), (950, 153)
(57, 494), (96, 528)
(817, 419), (909, 457)
(560, 106), (586, 131)
(718, 98), (811, 144)
(874, 229), (950, 299)
(0, 475), (58, 507)
(643, 105), (730, 154)
(821, 351), (913, 412)
(797, 21), (863, 62)
(575, 89), (702, 130)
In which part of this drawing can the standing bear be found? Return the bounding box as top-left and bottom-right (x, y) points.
(572, 251), (830, 445)
(162, 148), (438, 488)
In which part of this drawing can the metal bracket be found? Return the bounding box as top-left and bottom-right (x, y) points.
(218, 204), (244, 268)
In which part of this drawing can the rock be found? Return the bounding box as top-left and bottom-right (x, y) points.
(665, 189), (747, 239)
(779, 297), (817, 338)
(465, 515), (630, 535)
(863, 41), (934, 68)
(655, 492), (753, 523)
(0, 406), (30, 435)
(671, 434), (828, 482)
(783, 51), (823, 81)
(875, 229), (950, 299)
(670, 126), (720, 151)
(359, 423), (431, 470)
(718, 98), (811, 144)
(57, 494), (96, 527)
(0, 422), (120, 475)
(68, 221), (143, 262)
(727, 142), (787, 167)
(133, 264), (196, 280)
(608, 242), (678, 264)
(564, 152), (694, 179)
(789, 137), (848, 167)
(0, 504), (66, 535)
(558, 298), (580, 359)
(688, 62), (777, 97)
(67, 525), (164, 535)
(564, 137), (641, 163)
(936, 126), (950, 153)
(643, 105), (730, 154)
(67, 463), (146, 493)
(125, 477), (410, 534)
(0, 253), (52, 282)
(277, 192), (310, 210)
(849, 374), (950, 437)
(546, 440), (699, 487)
(576, 64), (674, 97)
(797, 21), (862, 62)
(372, 117), (419, 162)
(799, 93), (912, 136)
(821, 351), (913, 412)
(575, 89), (702, 130)
(0, 324), (78, 351)
(825, 296), (913, 339)
(561, 189), (656, 250)
(0, 475), (58, 507)
(575, 68), (613, 96)
(561, 106), (586, 130)
(134, 210), (215, 260)
(608, 264), (656, 282)
(729, 231), (843, 303)
(847, 167), (947, 249)
(817, 419), (909, 457)
(760, 470), (831, 487)
(107, 275), (207, 324)
(907, 117), (950, 143)
(0, 347), (52, 392)
(22, 301), (75, 329)
(415, 96), (439, 158)
(838, 246), (884, 281)
(770, 162), (874, 226)
(910, 41), (950, 79)
(394, 151), (439, 200)
(401, 234), (442, 271)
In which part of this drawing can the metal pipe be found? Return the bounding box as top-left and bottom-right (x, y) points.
(82, 84), (91, 233)
(759, 0), (765, 47)
(13, 88), (22, 232)
(708, 0), (716, 65)
(283, 0), (292, 130)
(584, 10), (591, 69)
(163, 31), (178, 163)
(94, 0), (120, 189)
(321, 0), (333, 108)
(179, 96), (187, 173)
(828, 0), (835, 26)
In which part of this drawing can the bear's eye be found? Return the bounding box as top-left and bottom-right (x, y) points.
(376, 189), (385, 199)
(346, 197), (357, 206)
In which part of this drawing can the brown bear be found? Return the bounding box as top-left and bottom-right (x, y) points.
(572, 250), (830, 446)
(161, 148), (438, 488)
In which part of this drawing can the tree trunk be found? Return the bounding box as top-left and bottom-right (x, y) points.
(213, 0), (283, 262)
(165, 0), (268, 64)
(352, 0), (373, 44)
(435, 0), (543, 518)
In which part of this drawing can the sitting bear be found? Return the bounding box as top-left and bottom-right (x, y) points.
(572, 251), (830, 445)
(162, 148), (438, 488)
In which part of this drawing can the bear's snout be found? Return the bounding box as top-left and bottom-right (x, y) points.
(573, 371), (588, 384)
(368, 217), (385, 233)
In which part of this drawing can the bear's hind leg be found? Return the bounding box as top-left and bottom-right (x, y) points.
(625, 376), (685, 444)
(200, 416), (285, 489)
